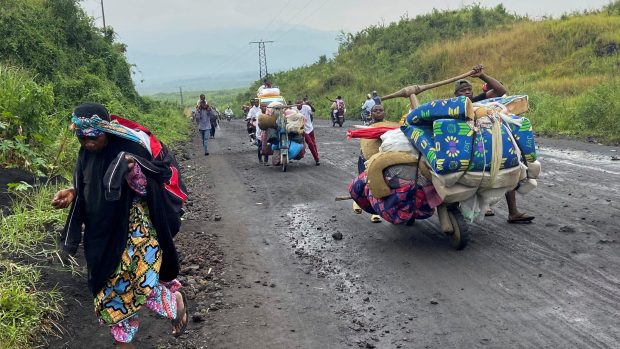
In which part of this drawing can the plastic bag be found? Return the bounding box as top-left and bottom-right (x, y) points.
(379, 129), (416, 153)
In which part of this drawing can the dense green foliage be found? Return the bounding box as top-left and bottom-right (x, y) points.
(0, 0), (190, 176)
(233, 3), (620, 142)
(0, 1), (190, 347)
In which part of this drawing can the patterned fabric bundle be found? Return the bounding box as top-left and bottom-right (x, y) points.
(368, 178), (435, 224)
(348, 172), (376, 215)
(403, 96), (473, 126)
(506, 116), (537, 163)
(348, 172), (434, 223)
(401, 119), (521, 174)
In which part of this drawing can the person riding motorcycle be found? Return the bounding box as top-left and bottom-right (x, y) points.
(224, 106), (234, 122)
(330, 96), (346, 126)
(360, 94), (375, 125)
(245, 99), (260, 144)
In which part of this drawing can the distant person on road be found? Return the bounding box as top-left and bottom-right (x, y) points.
(195, 94), (214, 155)
(246, 99), (260, 144)
(453, 64), (533, 223)
(361, 94), (375, 124)
(330, 95), (345, 122)
(52, 103), (188, 348)
(296, 97), (320, 166)
(371, 90), (381, 105)
(256, 102), (270, 165)
(209, 105), (219, 139)
(224, 106), (234, 121)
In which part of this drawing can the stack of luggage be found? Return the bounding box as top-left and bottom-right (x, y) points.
(349, 95), (540, 223)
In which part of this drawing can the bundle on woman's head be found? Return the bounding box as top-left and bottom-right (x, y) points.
(71, 103), (109, 137)
(70, 102), (146, 147)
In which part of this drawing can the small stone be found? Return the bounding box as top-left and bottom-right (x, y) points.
(430, 298), (439, 305)
(332, 232), (343, 240)
(270, 283), (276, 288)
(192, 314), (205, 322)
(538, 273), (543, 277)
(214, 215), (222, 221)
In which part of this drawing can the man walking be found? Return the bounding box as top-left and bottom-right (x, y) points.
(195, 94), (213, 155)
(296, 97), (320, 166)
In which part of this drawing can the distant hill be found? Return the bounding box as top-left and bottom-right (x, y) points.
(232, 3), (620, 142)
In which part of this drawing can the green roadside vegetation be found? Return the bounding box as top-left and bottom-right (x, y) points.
(0, 1), (190, 347)
(151, 87), (246, 112)
(233, 2), (620, 143)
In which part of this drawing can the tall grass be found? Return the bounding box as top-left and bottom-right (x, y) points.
(232, 7), (620, 143)
(0, 260), (63, 349)
(0, 185), (68, 349)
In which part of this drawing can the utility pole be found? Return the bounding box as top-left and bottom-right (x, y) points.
(100, 0), (107, 31)
(179, 86), (184, 107)
(249, 40), (274, 80)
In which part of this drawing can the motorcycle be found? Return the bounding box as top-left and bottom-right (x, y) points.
(360, 109), (371, 126)
(246, 119), (257, 144)
(331, 107), (345, 127)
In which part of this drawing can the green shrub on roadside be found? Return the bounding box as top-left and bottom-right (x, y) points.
(575, 80), (620, 141)
(0, 260), (62, 349)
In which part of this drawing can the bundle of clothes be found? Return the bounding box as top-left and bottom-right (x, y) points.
(348, 95), (540, 224)
(257, 101), (306, 165)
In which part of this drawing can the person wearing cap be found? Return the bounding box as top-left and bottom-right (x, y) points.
(371, 90), (381, 105)
(454, 65), (534, 223)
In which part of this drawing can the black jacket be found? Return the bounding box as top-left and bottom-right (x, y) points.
(60, 135), (183, 295)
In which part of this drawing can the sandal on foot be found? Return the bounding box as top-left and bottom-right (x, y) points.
(352, 202), (363, 214)
(485, 208), (495, 217)
(370, 215), (382, 223)
(172, 290), (189, 337)
(508, 212), (535, 224)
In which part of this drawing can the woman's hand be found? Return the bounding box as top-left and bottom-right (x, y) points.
(125, 155), (135, 170)
(51, 188), (75, 209)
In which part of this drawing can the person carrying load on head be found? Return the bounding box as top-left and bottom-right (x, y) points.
(296, 97), (320, 166)
(51, 103), (189, 347)
(195, 94), (214, 155)
(453, 64), (534, 223)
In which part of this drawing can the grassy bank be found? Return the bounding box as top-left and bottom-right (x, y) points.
(232, 3), (620, 143)
(0, 185), (67, 348)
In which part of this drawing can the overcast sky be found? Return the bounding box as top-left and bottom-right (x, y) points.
(79, 0), (613, 92)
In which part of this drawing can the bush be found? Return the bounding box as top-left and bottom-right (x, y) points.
(575, 80), (620, 141)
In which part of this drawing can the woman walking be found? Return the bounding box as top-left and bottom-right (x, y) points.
(52, 103), (189, 348)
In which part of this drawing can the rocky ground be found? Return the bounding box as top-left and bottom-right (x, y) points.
(36, 118), (620, 348)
